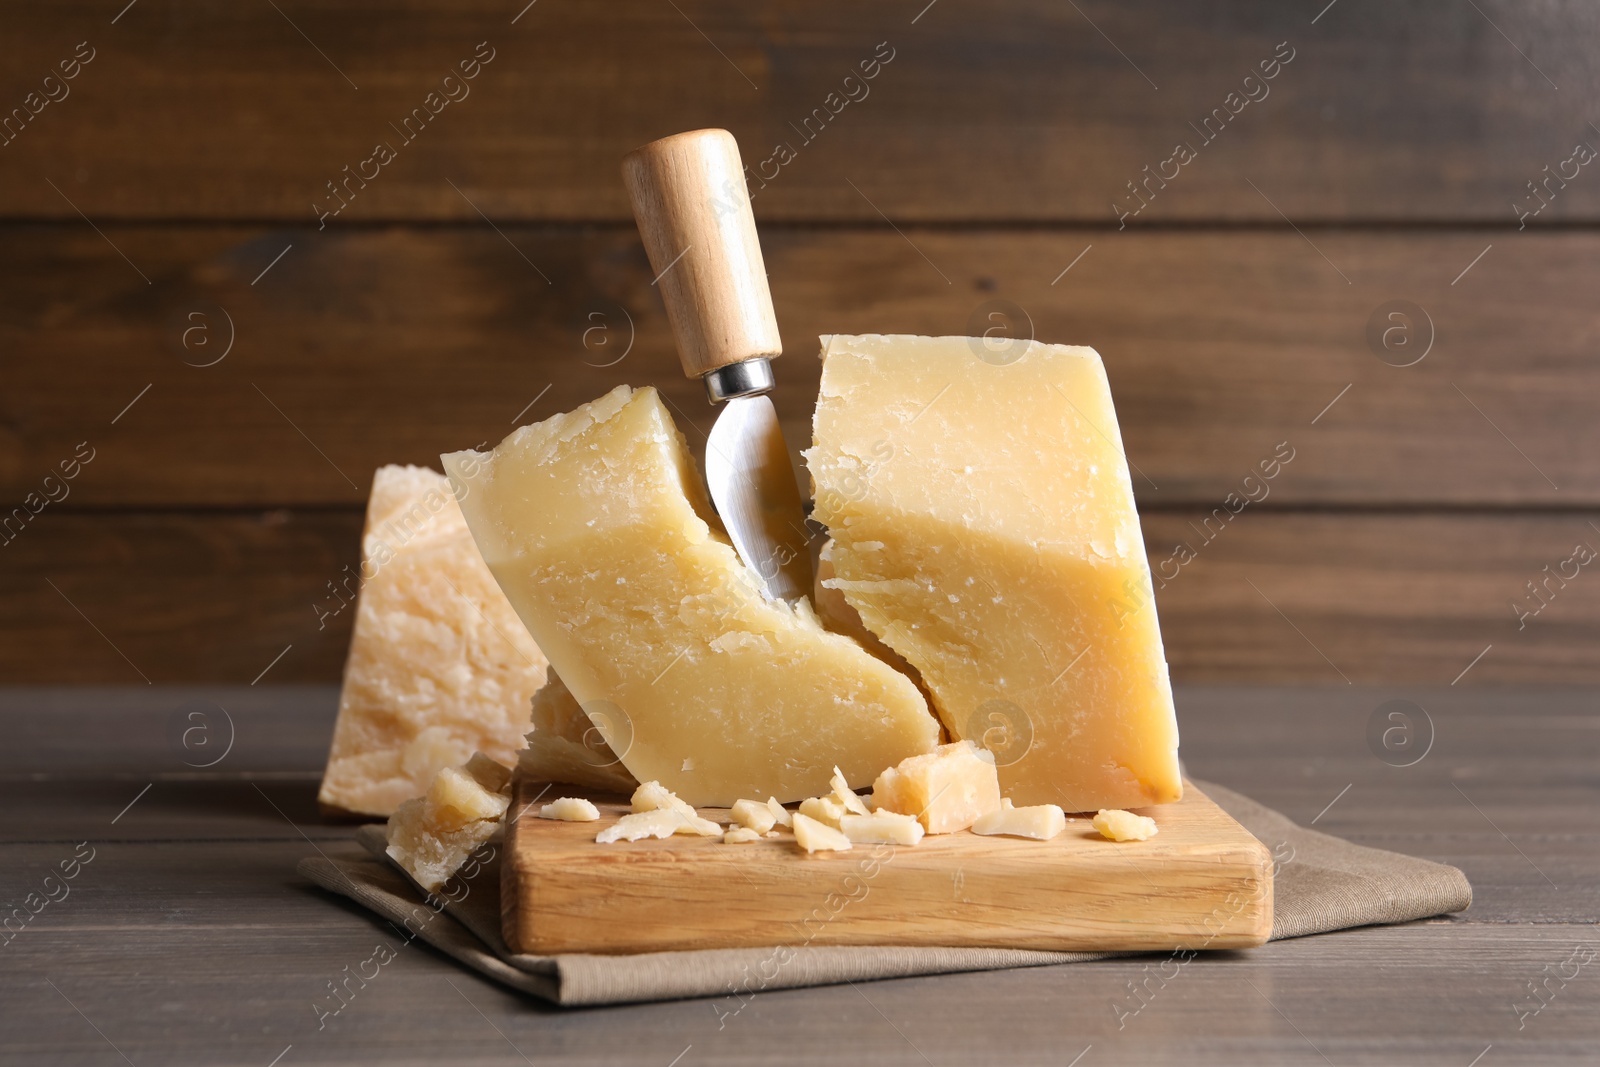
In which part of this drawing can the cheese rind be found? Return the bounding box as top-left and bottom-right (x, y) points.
(321, 465), (548, 817)
(972, 803), (1067, 840)
(385, 753), (512, 892)
(870, 740), (1003, 834)
(808, 334), (1182, 811)
(443, 385), (940, 806)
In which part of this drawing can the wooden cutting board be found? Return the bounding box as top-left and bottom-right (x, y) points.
(502, 776), (1272, 956)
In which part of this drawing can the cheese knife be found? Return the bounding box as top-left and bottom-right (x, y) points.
(622, 129), (813, 602)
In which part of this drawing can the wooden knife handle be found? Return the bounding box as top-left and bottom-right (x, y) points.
(623, 129), (782, 379)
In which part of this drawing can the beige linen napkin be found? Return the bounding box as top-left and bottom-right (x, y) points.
(296, 779), (1471, 1007)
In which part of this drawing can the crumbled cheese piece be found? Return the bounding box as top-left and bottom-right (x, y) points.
(973, 803), (1067, 840)
(631, 780), (697, 818)
(1093, 809), (1159, 842)
(793, 812), (852, 853)
(767, 797), (793, 828)
(839, 809), (925, 846)
(830, 766), (871, 816)
(722, 826), (762, 844)
(385, 753), (513, 891)
(596, 807), (720, 843)
(729, 798), (777, 834)
(798, 795), (848, 830)
(537, 797), (600, 822)
(870, 740), (1003, 834)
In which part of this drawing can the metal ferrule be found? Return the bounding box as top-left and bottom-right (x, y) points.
(703, 358), (775, 404)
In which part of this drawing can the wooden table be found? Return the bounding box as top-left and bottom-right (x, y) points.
(2, 685), (1595, 1065)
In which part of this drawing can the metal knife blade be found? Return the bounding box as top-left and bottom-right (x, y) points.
(703, 394), (814, 602)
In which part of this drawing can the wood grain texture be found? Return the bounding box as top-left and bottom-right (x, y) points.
(6, 510), (1596, 684)
(501, 779), (1272, 955)
(0, 685), (1595, 1064)
(3, 226), (1596, 509)
(1, 2), (1598, 223)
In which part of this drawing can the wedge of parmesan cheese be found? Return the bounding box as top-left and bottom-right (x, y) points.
(320, 466), (548, 817)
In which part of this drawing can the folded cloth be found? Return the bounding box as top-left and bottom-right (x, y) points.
(297, 779), (1470, 1007)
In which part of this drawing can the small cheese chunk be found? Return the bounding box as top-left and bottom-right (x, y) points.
(537, 797), (600, 822)
(870, 740), (1003, 834)
(839, 810), (925, 846)
(1093, 809), (1159, 842)
(830, 766), (872, 816)
(631, 780), (697, 818)
(729, 799), (777, 834)
(722, 826), (763, 844)
(767, 797), (793, 828)
(793, 812), (853, 853)
(973, 803), (1067, 840)
(798, 795), (848, 830)
(321, 466), (548, 817)
(596, 807), (721, 843)
(809, 335), (1183, 811)
(520, 671), (639, 794)
(442, 384), (940, 806)
(385, 753), (512, 892)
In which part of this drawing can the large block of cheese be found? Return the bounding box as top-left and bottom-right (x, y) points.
(441, 385), (940, 806)
(808, 334), (1181, 811)
(319, 465), (548, 817)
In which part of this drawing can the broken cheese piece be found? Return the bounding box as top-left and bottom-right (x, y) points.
(596, 808), (721, 843)
(766, 797), (793, 828)
(871, 740), (1002, 834)
(631, 780), (697, 817)
(973, 803), (1067, 840)
(729, 799), (777, 834)
(829, 766), (872, 816)
(1093, 809), (1159, 842)
(537, 797), (600, 822)
(722, 826), (763, 844)
(793, 812), (852, 853)
(442, 385), (939, 806)
(385, 753), (512, 892)
(839, 809), (925, 846)
(321, 465), (548, 817)
(808, 335), (1182, 811)
(520, 671), (638, 795)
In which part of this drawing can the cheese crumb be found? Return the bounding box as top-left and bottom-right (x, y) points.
(972, 803), (1066, 840)
(870, 740), (1003, 834)
(1093, 809), (1159, 842)
(829, 766), (872, 816)
(730, 798), (777, 834)
(722, 826), (762, 844)
(839, 809), (925, 846)
(537, 797), (600, 822)
(798, 795), (848, 830)
(596, 807), (721, 843)
(631, 780), (697, 818)
(766, 797), (793, 828)
(793, 812), (853, 853)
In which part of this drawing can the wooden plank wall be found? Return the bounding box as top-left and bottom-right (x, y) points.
(1, 0), (1596, 684)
